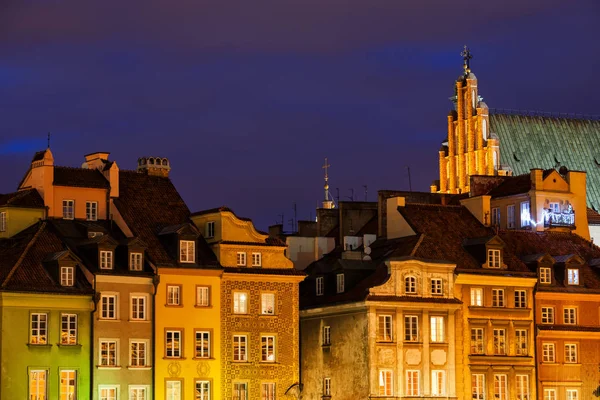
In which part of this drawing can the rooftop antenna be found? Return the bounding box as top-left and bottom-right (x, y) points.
(47, 132), (51, 149)
(277, 213), (284, 226)
(321, 158), (335, 209)
(346, 188), (354, 202)
(363, 185), (368, 201)
(288, 218), (295, 233)
(461, 45), (473, 74)
(335, 188), (340, 206)
(406, 166), (413, 192)
(292, 202), (298, 232)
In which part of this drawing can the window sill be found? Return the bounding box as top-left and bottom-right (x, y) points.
(98, 318), (120, 322)
(232, 360), (251, 364)
(192, 357), (216, 361)
(27, 343), (52, 347)
(322, 344), (331, 348)
(57, 343), (81, 347)
(376, 340), (395, 345)
(127, 366), (152, 370)
(163, 357), (186, 360)
(128, 319), (150, 323)
(403, 341), (422, 345)
(259, 313), (277, 317)
(430, 341), (448, 345)
(194, 305), (213, 309)
(97, 366), (122, 370)
(164, 304), (184, 308)
(232, 313), (251, 317)
(259, 361), (278, 364)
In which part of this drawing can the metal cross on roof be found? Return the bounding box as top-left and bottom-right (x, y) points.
(461, 45), (473, 71)
(322, 157), (330, 181)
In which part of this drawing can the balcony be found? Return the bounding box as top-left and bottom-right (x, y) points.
(543, 207), (575, 228)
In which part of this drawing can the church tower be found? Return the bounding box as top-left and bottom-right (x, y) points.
(432, 46), (508, 194)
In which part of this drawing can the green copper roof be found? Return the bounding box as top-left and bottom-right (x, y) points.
(490, 113), (600, 209)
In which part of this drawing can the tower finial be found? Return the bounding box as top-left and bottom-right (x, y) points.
(47, 132), (51, 149)
(461, 45), (473, 73)
(321, 158), (334, 209)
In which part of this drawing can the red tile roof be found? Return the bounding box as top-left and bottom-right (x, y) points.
(487, 173), (532, 198)
(588, 208), (600, 225)
(0, 189), (44, 208)
(53, 166), (109, 189)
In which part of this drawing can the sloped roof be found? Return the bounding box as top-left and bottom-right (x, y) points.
(490, 113), (600, 209)
(587, 208), (600, 225)
(113, 170), (218, 267)
(53, 166), (109, 189)
(487, 173), (532, 198)
(0, 189), (44, 208)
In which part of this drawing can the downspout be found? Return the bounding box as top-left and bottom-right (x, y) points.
(91, 280), (99, 400)
(152, 272), (160, 400)
(533, 281), (539, 399)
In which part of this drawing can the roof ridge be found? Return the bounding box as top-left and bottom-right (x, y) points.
(1, 222), (46, 288)
(490, 108), (600, 121)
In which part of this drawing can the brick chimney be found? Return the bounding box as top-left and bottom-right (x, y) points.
(137, 157), (171, 177)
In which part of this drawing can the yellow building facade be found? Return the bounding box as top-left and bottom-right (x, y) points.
(191, 207), (304, 400)
(0, 189), (45, 239)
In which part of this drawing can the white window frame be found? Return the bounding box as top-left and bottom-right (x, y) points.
(261, 293), (275, 315)
(488, 249), (501, 268)
(233, 291), (248, 314)
(323, 326), (331, 346)
(99, 339), (118, 367)
(431, 370), (446, 396)
(567, 268), (579, 285)
(549, 202), (560, 214)
(165, 330), (182, 358)
(431, 278), (443, 295)
(515, 329), (527, 356)
(101, 294), (117, 319)
(261, 382), (275, 400)
(205, 221), (215, 238)
(405, 315), (419, 342)
(233, 335), (247, 362)
(60, 370), (77, 400)
(99, 385), (118, 400)
(167, 285), (181, 306)
(566, 389), (579, 400)
(195, 380), (210, 400)
(472, 374), (485, 400)
(336, 274), (344, 293)
(130, 252), (143, 271)
(493, 328), (506, 355)
(491, 207), (500, 226)
(542, 342), (555, 363)
(492, 289), (504, 307)
(251, 252), (262, 267)
(195, 330), (210, 359)
(196, 286), (210, 307)
(520, 201), (531, 227)
(323, 378), (331, 396)
(237, 252), (247, 266)
(179, 240), (195, 263)
(564, 343), (578, 363)
(540, 267), (551, 284)
(494, 374), (507, 400)
(0, 211), (6, 232)
(514, 290), (526, 308)
(29, 369), (48, 400)
(61, 266), (75, 286)
(233, 382), (248, 400)
(430, 316), (444, 343)
(405, 276), (417, 294)
(131, 295), (147, 321)
(544, 389), (557, 400)
(406, 370), (420, 396)
(61, 313), (78, 345)
(507, 204), (515, 228)
(470, 288), (483, 306)
(261, 335), (276, 362)
(86, 201), (98, 221)
(541, 307), (554, 324)
(516, 375), (529, 400)
(316, 277), (324, 296)
(129, 386), (148, 400)
(63, 200), (75, 220)
(166, 380), (182, 400)
(378, 369), (393, 396)
(100, 250), (113, 270)
(130, 340), (147, 367)
(471, 328), (484, 354)
(30, 313), (48, 345)
(564, 307), (577, 324)
(378, 315), (393, 342)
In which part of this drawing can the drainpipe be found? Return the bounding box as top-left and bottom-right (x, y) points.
(152, 272), (160, 400)
(533, 281), (539, 399)
(91, 279), (99, 400)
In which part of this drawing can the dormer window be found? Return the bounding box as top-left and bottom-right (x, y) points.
(61, 266), (74, 286)
(316, 277), (324, 296)
(205, 221), (215, 238)
(487, 249), (501, 268)
(180, 240), (195, 263)
(405, 276), (417, 294)
(336, 274), (345, 293)
(63, 200), (74, 220)
(100, 251), (113, 270)
(539, 267), (552, 284)
(130, 253), (143, 271)
(567, 268), (580, 285)
(252, 252), (262, 267)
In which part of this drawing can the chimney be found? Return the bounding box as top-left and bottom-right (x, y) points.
(137, 157), (171, 177)
(84, 152), (111, 170)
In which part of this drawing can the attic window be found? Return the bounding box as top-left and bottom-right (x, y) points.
(180, 240), (195, 263)
(405, 276), (417, 294)
(336, 274), (345, 293)
(539, 267), (551, 284)
(61, 266), (74, 286)
(567, 268), (579, 285)
(316, 277), (324, 296)
(130, 253), (143, 271)
(100, 251), (113, 270)
(487, 249), (501, 268)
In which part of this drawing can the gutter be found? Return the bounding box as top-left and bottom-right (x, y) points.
(152, 271), (160, 400)
(90, 278), (99, 400)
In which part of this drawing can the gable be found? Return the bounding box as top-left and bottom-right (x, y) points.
(541, 170), (570, 192)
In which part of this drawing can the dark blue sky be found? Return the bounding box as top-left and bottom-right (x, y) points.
(1, 0), (599, 230)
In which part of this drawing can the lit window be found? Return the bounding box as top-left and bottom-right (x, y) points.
(100, 250), (113, 269)
(196, 286), (210, 307)
(405, 276), (417, 294)
(237, 252), (247, 266)
(167, 285), (181, 306)
(252, 252), (262, 267)
(131, 340), (147, 367)
(166, 330), (182, 358)
(322, 326), (331, 346)
(233, 383), (248, 400)
(493, 329), (506, 355)
(130, 386), (147, 400)
(233, 335), (247, 361)
(323, 378), (331, 396)
(316, 277), (324, 296)
(516, 329), (527, 356)
(205, 221), (215, 238)
(404, 315), (419, 342)
(494, 374), (507, 400)
(520, 201), (531, 227)
(544, 389), (557, 400)
(507, 205), (515, 229)
(60, 371), (77, 400)
(29, 370), (47, 400)
(566, 389), (579, 400)
(261, 335), (276, 362)
(516, 375), (529, 400)
(514, 290), (527, 308)
(336, 274), (344, 293)
(378, 370), (393, 396)
(431, 370), (446, 396)
(61, 314), (77, 345)
(261, 383), (275, 400)
(541, 307), (554, 324)
(488, 249), (501, 268)
(471, 328), (484, 354)
(472, 374), (485, 400)
(470, 288), (483, 306)
(99, 339), (118, 366)
(86, 201), (98, 221)
(0, 211), (6, 232)
(430, 316), (445, 343)
(564, 308), (577, 324)
(195, 381), (210, 400)
(233, 292), (248, 314)
(431, 279), (443, 295)
(549, 202), (560, 214)
(131, 295), (146, 320)
(180, 240), (195, 263)
(491, 207), (500, 226)
(61, 266), (75, 286)
(261, 293), (275, 315)
(101, 295), (117, 319)
(542, 343), (555, 363)
(540, 267), (551, 284)
(492, 289), (504, 307)
(567, 268), (579, 285)
(195, 331), (210, 358)
(378, 315), (393, 342)
(565, 343), (577, 363)
(166, 380), (181, 400)
(99, 386), (117, 400)
(130, 253), (143, 271)
(30, 313), (48, 344)
(406, 370), (420, 396)
(62, 200), (74, 220)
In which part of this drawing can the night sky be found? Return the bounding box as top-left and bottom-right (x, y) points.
(1, 0), (599, 231)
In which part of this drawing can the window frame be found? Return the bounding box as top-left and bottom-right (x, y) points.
(470, 288), (483, 306)
(516, 374), (529, 400)
(336, 273), (344, 293)
(261, 335), (276, 362)
(194, 330), (211, 359)
(431, 278), (443, 295)
(165, 379), (182, 400)
(165, 329), (183, 358)
(566, 389), (579, 400)
(493, 328), (506, 355)
(540, 267), (552, 284)
(507, 204), (515, 229)
(472, 374), (485, 400)
(61, 266), (75, 287)
(316, 277), (324, 296)
(62, 200), (75, 220)
(567, 268), (580, 285)
(378, 314), (393, 342)
(261, 292), (275, 315)
(130, 340), (148, 367)
(30, 312), (48, 345)
(0, 211), (6, 232)
(491, 207), (500, 226)
(564, 343), (578, 363)
(430, 316), (445, 343)
(542, 342), (555, 363)
(100, 250), (113, 270)
(261, 382), (275, 400)
(470, 327), (484, 354)
(233, 382), (248, 400)
(405, 276), (417, 294)
(515, 329), (527, 356)
(86, 201), (98, 221)
(322, 326), (331, 346)
(196, 286), (210, 307)
(563, 307), (577, 325)
(99, 339), (119, 367)
(378, 369), (393, 396)
(520, 201), (531, 227)
(29, 369), (48, 400)
(60, 313), (78, 345)
(251, 252), (262, 267)
(544, 389), (557, 400)
(99, 385), (118, 400)
(233, 291), (249, 314)
(205, 221), (215, 238)
(487, 249), (501, 268)
(131, 295), (147, 321)
(195, 380), (211, 400)
(129, 386), (148, 400)
(514, 290), (527, 308)
(431, 370), (446, 397)
(236, 252), (247, 267)
(233, 334), (248, 362)
(179, 240), (196, 263)
(405, 370), (420, 396)
(492, 288), (505, 307)
(166, 285), (182, 307)
(60, 370), (77, 400)
(100, 294), (117, 320)
(404, 315), (419, 342)
(494, 374), (508, 400)
(130, 252), (143, 271)
(323, 378), (331, 396)
(541, 306), (555, 324)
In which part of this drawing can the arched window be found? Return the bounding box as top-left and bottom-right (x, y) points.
(405, 276), (417, 294)
(493, 151), (498, 172)
(482, 119), (488, 140)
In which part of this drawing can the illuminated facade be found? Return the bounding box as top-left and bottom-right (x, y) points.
(192, 208), (304, 400)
